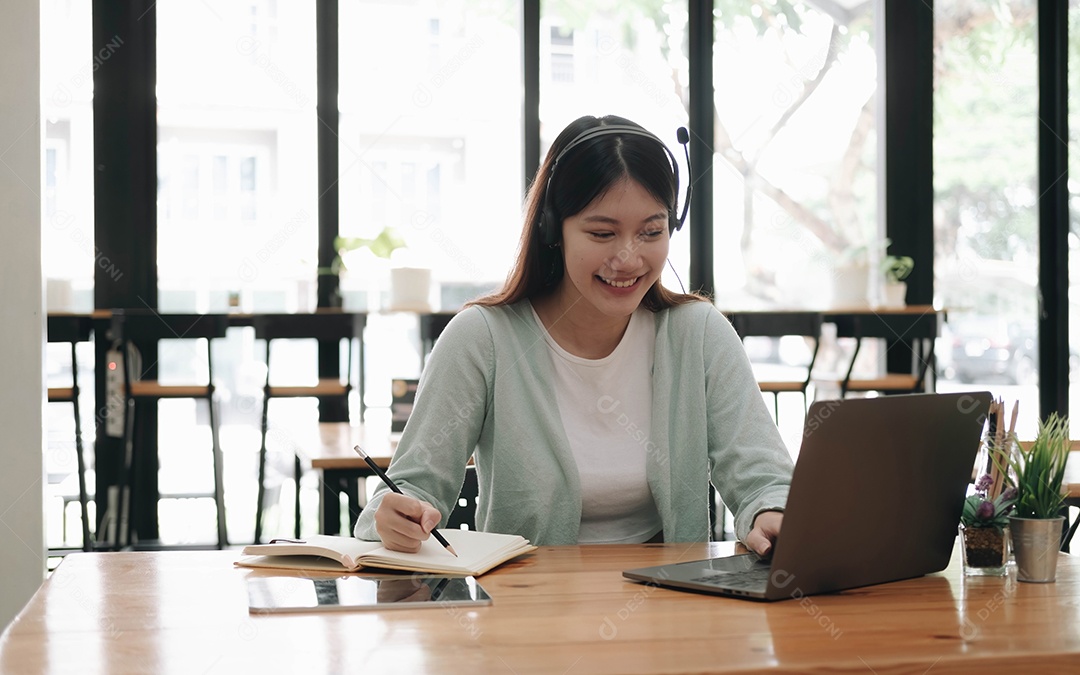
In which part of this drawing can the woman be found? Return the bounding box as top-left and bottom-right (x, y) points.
(354, 115), (793, 555)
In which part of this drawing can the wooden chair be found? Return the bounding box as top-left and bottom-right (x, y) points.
(830, 311), (939, 397)
(419, 311), (455, 368)
(731, 311), (822, 422)
(46, 314), (95, 552)
(445, 465), (479, 531)
(113, 310), (229, 549)
(253, 312), (365, 543)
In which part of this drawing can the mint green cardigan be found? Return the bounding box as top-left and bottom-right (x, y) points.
(354, 300), (793, 545)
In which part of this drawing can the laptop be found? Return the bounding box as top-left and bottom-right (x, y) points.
(623, 391), (992, 601)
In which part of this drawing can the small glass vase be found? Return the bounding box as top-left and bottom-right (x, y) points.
(960, 524), (1009, 577)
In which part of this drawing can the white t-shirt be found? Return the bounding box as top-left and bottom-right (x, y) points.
(532, 304), (662, 543)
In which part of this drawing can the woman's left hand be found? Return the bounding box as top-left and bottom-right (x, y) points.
(744, 511), (783, 557)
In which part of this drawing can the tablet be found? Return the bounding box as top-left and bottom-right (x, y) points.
(246, 574), (492, 614)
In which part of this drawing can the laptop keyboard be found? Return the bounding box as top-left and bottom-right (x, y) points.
(690, 567), (771, 591)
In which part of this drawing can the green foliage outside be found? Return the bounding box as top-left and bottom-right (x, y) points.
(538, 1), (1079, 306)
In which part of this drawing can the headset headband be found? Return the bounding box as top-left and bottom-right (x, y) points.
(539, 124), (692, 246)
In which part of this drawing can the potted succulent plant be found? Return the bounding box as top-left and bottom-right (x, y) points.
(830, 240), (913, 309)
(880, 254), (914, 308)
(325, 226), (408, 310)
(959, 473), (1015, 576)
(1001, 412), (1071, 582)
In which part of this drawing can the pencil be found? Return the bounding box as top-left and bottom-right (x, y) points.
(352, 445), (458, 557)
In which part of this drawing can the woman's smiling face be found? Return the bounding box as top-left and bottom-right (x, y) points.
(553, 177), (670, 321)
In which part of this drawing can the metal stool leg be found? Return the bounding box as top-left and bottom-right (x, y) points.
(71, 342), (92, 552)
(254, 392), (271, 544)
(119, 396), (137, 549)
(293, 454), (302, 539)
(209, 395), (227, 548)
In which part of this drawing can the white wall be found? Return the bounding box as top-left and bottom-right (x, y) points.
(0, 0), (45, 631)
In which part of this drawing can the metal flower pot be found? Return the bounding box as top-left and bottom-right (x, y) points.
(1008, 515), (1065, 583)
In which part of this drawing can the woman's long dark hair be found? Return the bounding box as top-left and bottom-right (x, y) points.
(471, 115), (704, 311)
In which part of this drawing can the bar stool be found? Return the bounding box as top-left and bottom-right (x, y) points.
(47, 314), (95, 552)
(831, 311), (938, 397)
(731, 311), (822, 422)
(253, 312), (365, 543)
(113, 310), (229, 549)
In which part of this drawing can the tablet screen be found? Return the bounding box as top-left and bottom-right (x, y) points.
(247, 574), (492, 613)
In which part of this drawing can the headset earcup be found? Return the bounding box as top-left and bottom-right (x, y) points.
(539, 207), (559, 246)
(669, 210), (679, 235)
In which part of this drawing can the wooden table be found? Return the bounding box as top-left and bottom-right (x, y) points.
(299, 423), (395, 536)
(309, 422), (478, 536)
(3, 542), (1078, 673)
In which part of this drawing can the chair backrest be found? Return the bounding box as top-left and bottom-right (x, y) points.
(830, 311), (939, 341)
(831, 311), (940, 394)
(252, 312), (364, 342)
(419, 312), (456, 363)
(445, 465), (479, 531)
(111, 311), (228, 386)
(112, 311), (229, 342)
(253, 312), (366, 393)
(732, 311), (822, 379)
(731, 311), (822, 340)
(47, 314), (94, 345)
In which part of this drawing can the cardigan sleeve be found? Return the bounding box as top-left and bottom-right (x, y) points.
(701, 307), (794, 541)
(353, 307), (493, 541)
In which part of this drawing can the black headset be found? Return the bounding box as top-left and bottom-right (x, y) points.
(538, 125), (692, 247)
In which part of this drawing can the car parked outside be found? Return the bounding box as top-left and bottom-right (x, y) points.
(941, 315), (1037, 385)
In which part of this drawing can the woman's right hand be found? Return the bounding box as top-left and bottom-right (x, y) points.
(373, 492), (443, 553)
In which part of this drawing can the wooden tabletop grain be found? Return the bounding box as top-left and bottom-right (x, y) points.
(2, 541), (1077, 674)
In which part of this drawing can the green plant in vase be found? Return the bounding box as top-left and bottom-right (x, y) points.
(1001, 413), (1071, 582)
(321, 226), (406, 309)
(332, 226), (407, 273)
(959, 474), (1015, 573)
(881, 255), (913, 283)
(879, 254), (913, 308)
(1005, 413), (1071, 519)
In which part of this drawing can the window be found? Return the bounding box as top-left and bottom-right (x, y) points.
(155, 0), (317, 544)
(711, 1), (878, 310)
(157, 0), (317, 315)
(540, 2), (690, 292)
(40, 0), (95, 312)
(932, 1), (1039, 437)
(549, 25), (575, 83)
(338, 0), (522, 406)
(339, 0), (522, 306)
(41, 0), (97, 550)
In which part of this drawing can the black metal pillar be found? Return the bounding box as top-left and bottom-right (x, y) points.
(523, 0), (541, 187)
(92, 0), (159, 543)
(883, 0), (934, 378)
(687, 0), (714, 298)
(1037, 0), (1069, 421)
(316, 0), (348, 421)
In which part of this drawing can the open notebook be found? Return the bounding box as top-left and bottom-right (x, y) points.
(237, 530), (536, 576)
